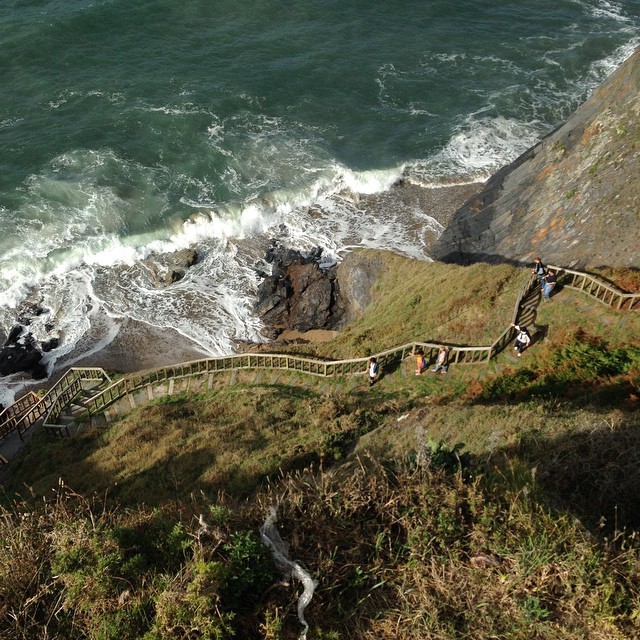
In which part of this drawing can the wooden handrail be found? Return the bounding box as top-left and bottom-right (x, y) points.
(51, 270), (564, 421)
(6, 264), (638, 437)
(548, 265), (640, 310)
(0, 392), (40, 439)
(0, 368), (111, 441)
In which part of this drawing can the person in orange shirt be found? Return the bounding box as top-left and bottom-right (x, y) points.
(415, 350), (427, 375)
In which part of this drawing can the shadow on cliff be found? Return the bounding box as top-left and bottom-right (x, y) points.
(486, 410), (640, 535)
(434, 252), (536, 268)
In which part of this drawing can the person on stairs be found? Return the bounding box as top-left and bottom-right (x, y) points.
(532, 257), (547, 287)
(432, 346), (449, 373)
(510, 323), (531, 357)
(368, 357), (379, 387)
(415, 350), (427, 375)
(543, 270), (557, 301)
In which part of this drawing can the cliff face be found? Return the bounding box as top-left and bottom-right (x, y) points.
(433, 47), (640, 269)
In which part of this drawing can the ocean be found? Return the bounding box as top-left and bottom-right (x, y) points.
(1, 0), (639, 401)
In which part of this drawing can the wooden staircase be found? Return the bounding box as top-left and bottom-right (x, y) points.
(0, 265), (637, 463)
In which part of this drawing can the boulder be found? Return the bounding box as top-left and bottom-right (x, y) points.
(143, 248), (199, 287)
(254, 245), (346, 333)
(335, 251), (385, 324)
(0, 325), (47, 380)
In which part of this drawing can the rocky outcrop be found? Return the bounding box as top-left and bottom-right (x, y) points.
(255, 246), (346, 335)
(334, 250), (385, 324)
(0, 326), (47, 380)
(142, 249), (199, 286)
(433, 47), (640, 269)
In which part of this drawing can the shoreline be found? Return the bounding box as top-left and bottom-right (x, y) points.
(19, 180), (481, 393)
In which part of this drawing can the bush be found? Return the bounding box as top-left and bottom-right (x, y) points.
(480, 334), (640, 404)
(222, 531), (275, 609)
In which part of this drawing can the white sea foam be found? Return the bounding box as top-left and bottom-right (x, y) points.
(586, 38), (640, 87)
(587, 0), (630, 23)
(409, 114), (542, 185)
(2, 29), (639, 404)
(0, 117), (24, 129)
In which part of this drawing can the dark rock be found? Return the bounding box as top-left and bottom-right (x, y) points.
(7, 325), (23, 343)
(17, 303), (46, 326)
(41, 337), (60, 352)
(254, 245), (346, 333)
(0, 326), (46, 379)
(285, 263), (333, 331)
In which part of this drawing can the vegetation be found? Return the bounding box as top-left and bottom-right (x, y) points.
(2, 449), (640, 639)
(277, 253), (530, 359)
(2, 260), (640, 639)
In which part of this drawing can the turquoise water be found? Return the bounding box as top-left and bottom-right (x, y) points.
(0, 0), (639, 396)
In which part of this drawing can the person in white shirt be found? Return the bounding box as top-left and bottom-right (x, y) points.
(368, 357), (379, 386)
(511, 323), (531, 357)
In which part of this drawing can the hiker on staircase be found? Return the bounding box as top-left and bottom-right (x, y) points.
(510, 323), (531, 357)
(543, 270), (557, 301)
(532, 257), (547, 287)
(432, 347), (449, 373)
(415, 350), (427, 376)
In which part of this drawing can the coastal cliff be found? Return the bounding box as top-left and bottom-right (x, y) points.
(433, 47), (640, 269)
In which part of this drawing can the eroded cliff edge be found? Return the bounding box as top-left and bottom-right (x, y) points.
(433, 47), (640, 269)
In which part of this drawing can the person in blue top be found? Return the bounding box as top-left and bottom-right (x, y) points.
(543, 270), (557, 301)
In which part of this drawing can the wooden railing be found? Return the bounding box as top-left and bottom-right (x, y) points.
(42, 375), (93, 436)
(75, 273), (538, 420)
(0, 368), (110, 442)
(0, 392), (40, 439)
(7, 265), (637, 438)
(548, 265), (640, 311)
(82, 340), (508, 418)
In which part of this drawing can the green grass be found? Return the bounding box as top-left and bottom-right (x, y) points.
(8, 382), (393, 506)
(279, 251), (530, 359)
(3, 257), (640, 639)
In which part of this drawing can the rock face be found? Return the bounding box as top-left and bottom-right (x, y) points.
(433, 47), (640, 269)
(0, 326), (47, 380)
(334, 250), (385, 324)
(255, 246), (346, 334)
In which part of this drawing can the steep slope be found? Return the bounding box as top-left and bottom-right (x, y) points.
(433, 47), (640, 269)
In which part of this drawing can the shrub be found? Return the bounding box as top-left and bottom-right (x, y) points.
(222, 531), (275, 609)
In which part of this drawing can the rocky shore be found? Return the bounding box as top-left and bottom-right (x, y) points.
(45, 181), (479, 377)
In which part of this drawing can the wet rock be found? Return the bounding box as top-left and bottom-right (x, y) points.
(0, 325), (47, 380)
(41, 337), (60, 353)
(17, 303), (46, 326)
(143, 248), (200, 287)
(255, 244), (346, 333)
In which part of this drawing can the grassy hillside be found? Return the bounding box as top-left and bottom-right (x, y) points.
(279, 251), (531, 359)
(2, 260), (640, 640)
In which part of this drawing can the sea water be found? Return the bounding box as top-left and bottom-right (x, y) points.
(1, 0), (639, 401)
